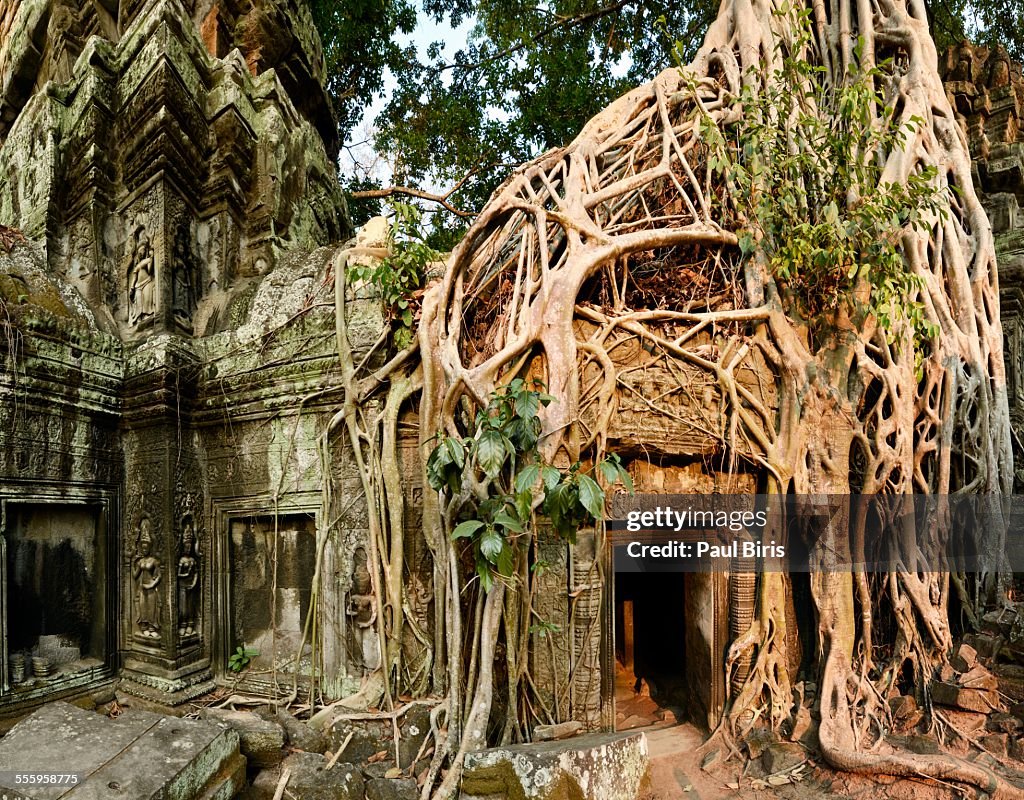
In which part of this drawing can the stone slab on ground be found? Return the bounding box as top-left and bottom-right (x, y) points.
(461, 731), (649, 800)
(0, 701), (242, 800)
(931, 680), (1001, 713)
(365, 776), (419, 800)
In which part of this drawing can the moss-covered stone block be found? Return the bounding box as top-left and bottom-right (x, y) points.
(461, 732), (650, 800)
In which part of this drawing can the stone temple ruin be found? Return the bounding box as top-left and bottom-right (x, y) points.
(0, 0), (775, 733)
(0, 0), (749, 735)
(942, 41), (1024, 491)
(4, 0), (1024, 789)
(0, 0), (354, 712)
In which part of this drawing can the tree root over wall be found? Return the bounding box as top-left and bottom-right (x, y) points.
(327, 0), (1023, 796)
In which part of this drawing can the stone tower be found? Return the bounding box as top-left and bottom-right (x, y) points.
(0, 0), (369, 710)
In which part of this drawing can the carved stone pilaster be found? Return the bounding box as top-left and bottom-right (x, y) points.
(119, 337), (213, 705)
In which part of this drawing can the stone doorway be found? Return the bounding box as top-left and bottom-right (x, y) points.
(615, 571), (716, 730)
(615, 572), (687, 709)
(1, 501), (113, 700)
(224, 513), (317, 690)
(610, 460), (741, 732)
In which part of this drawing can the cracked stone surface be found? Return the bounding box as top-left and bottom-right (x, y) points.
(0, 702), (244, 800)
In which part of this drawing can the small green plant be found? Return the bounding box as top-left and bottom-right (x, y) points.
(686, 7), (946, 361)
(426, 378), (633, 590)
(348, 200), (440, 349)
(529, 619), (562, 638)
(228, 645), (259, 672)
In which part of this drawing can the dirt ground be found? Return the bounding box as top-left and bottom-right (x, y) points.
(616, 662), (992, 800)
(642, 722), (971, 800)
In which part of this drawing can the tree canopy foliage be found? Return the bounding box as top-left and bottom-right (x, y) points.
(309, 0), (1024, 241)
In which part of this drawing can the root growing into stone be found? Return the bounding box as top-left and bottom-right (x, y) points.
(326, 0), (1020, 795)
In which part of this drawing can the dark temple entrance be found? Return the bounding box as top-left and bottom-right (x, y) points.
(615, 572), (687, 708)
(613, 567), (728, 730)
(2, 503), (110, 696)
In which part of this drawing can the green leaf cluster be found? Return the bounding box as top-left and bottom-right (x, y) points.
(426, 379), (631, 590)
(347, 201), (440, 349)
(690, 9), (947, 360)
(228, 645), (259, 672)
(309, 0), (417, 140)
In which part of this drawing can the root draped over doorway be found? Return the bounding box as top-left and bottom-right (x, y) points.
(326, 0), (1020, 796)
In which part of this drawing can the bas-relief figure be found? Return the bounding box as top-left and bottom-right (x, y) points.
(171, 230), (197, 324)
(126, 230), (156, 326)
(133, 517), (162, 640)
(346, 546), (380, 675)
(177, 516), (200, 638)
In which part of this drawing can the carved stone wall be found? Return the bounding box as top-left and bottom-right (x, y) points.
(0, 0), (347, 344)
(0, 243), (122, 710)
(0, 0), (373, 713)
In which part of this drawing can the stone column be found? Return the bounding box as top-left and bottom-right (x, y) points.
(118, 337), (215, 706)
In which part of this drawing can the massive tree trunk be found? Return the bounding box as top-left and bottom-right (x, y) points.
(345, 0), (1020, 796)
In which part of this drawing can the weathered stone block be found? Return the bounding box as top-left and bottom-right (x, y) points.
(249, 752), (364, 800)
(987, 712), (1022, 735)
(993, 665), (1024, 706)
(0, 701), (243, 799)
(327, 717), (393, 764)
(986, 194), (1019, 233)
(256, 706), (327, 754)
(979, 732), (1009, 757)
(931, 680), (1000, 713)
(960, 663), (999, 691)
(398, 705), (432, 768)
(951, 642), (978, 672)
(761, 742), (805, 774)
(534, 721), (584, 742)
(461, 732), (649, 800)
(972, 633), (1003, 660)
(888, 694), (917, 720)
(199, 708), (285, 768)
(366, 776), (419, 800)
(787, 706), (814, 744)
(745, 727), (777, 759)
(941, 709), (988, 733)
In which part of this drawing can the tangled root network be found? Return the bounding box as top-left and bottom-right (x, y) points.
(379, 0), (1024, 795)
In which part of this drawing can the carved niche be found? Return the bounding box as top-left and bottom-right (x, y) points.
(345, 546), (381, 676)
(174, 485), (204, 643)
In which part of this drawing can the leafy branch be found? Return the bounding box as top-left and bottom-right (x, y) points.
(426, 378), (632, 590)
(347, 200), (440, 349)
(687, 9), (948, 359)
